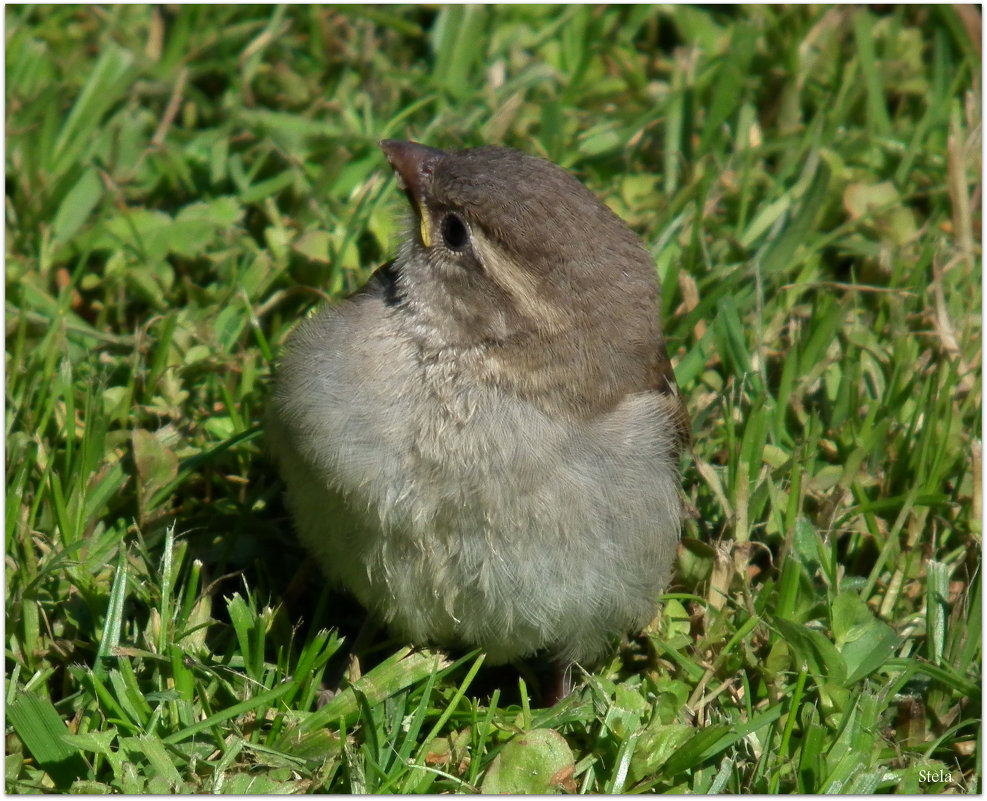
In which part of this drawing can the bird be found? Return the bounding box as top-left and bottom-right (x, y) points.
(268, 139), (689, 700)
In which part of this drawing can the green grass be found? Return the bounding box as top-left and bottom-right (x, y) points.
(5, 4), (981, 793)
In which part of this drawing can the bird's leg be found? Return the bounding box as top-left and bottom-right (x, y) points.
(345, 611), (381, 681)
(542, 660), (574, 706)
(313, 607), (379, 708)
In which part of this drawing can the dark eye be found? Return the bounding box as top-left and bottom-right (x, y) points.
(441, 213), (470, 252)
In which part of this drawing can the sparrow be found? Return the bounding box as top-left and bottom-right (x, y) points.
(268, 140), (689, 696)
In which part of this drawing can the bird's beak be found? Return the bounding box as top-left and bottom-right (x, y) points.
(379, 140), (445, 247)
(379, 140), (443, 200)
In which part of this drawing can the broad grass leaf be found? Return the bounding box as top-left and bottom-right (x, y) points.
(772, 617), (848, 687)
(481, 728), (576, 794)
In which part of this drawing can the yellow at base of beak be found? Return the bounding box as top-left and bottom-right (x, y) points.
(417, 203), (432, 248)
